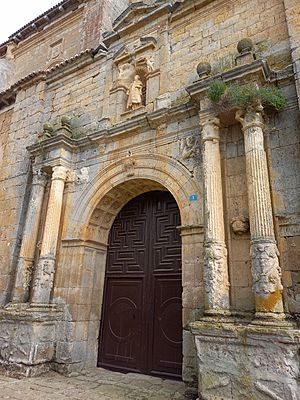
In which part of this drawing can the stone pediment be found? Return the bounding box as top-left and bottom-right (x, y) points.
(113, 37), (157, 65)
(112, 1), (167, 31)
(113, 45), (132, 64)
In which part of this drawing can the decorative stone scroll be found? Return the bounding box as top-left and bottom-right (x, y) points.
(200, 109), (230, 313)
(31, 165), (68, 304)
(11, 170), (48, 303)
(236, 105), (284, 315)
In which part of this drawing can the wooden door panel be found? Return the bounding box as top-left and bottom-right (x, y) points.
(99, 279), (143, 372)
(151, 277), (182, 377)
(98, 191), (182, 378)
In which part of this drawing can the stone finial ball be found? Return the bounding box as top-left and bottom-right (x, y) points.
(237, 38), (254, 54)
(61, 115), (71, 128)
(43, 123), (53, 133)
(196, 61), (212, 77)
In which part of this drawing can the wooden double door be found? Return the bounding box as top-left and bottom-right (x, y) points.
(98, 191), (182, 378)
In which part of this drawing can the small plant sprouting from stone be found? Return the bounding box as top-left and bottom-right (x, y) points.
(207, 81), (227, 103)
(208, 81), (286, 111)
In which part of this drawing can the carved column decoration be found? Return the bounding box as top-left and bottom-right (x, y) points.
(236, 105), (284, 316)
(31, 165), (68, 304)
(11, 170), (48, 303)
(200, 109), (230, 314)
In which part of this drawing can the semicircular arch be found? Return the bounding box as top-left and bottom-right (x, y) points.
(69, 153), (202, 239)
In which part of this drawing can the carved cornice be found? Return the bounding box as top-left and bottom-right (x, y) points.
(103, 3), (171, 47)
(186, 60), (293, 102)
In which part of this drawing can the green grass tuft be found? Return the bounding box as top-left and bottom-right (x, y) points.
(208, 81), (286, 111)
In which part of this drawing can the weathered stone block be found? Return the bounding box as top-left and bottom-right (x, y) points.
(193, 320), (300, 400)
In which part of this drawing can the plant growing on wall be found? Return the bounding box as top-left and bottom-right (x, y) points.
(208, 81), (286, 111)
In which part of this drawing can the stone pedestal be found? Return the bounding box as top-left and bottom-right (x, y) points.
(31, 166), (68, 304)
(236, 106), (284, 316)
(0, 305), (62, 377)
(192, 319), (300, 400)
(12, 170), (48, 303)
(109, 86), (128, 121)
(200, 109), (230, 314)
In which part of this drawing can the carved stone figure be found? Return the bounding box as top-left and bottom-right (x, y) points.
(252, 241), (283, 296)
(204, 242), (229, 311)
(76, 167), (90, 184)
(127, 75), (143, 110)
(231, 216), (249, 235)
(146, 56), (155, 72)
(117, 63), (136, 88)
(180, 136), (198, 160)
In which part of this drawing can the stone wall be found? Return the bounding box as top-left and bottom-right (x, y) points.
(0, 0), (299, 398)
(284, 0), (300, 106)
(1, 0), (128, 89)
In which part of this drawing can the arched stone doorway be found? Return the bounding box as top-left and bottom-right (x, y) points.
(97, 190), (182, 378)
(55, 156), (203, 389)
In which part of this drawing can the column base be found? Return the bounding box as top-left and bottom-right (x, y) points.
(191, 318), (300, 400)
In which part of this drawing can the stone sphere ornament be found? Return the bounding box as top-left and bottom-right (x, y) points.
(237, 38), (254, 54)
(43, 123), (54, 136)
(196, 61), (212, 78)
(61, 115), (72, 128)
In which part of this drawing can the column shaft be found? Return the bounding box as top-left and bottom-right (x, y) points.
(12, 171), (48, 303)
(31, 166), (68, 304)
(201, 111), (230, 313)
(236, 106), (284, 315)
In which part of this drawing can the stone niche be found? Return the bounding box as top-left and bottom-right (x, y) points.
(192, 320), (300, 400)
(109, 39), (160, 121)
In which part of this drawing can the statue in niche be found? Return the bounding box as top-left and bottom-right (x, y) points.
(127, 75), (143, 110)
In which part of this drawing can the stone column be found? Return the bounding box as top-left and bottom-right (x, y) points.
(200, 109), (230, 314)
(31, 165), (68, 305)
(236, 105), (284, 316)
(11, 170), (48, 303)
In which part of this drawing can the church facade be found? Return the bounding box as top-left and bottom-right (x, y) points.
(0, 0), (300, 399)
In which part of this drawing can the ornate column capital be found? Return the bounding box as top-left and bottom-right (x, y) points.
(32, 169), (48, 187)
(200, 114), (221, 143)
(52, 165), (68, 182)
(235, 104), (265, 132)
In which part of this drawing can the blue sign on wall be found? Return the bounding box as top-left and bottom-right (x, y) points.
(189, 194), (198, 202)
